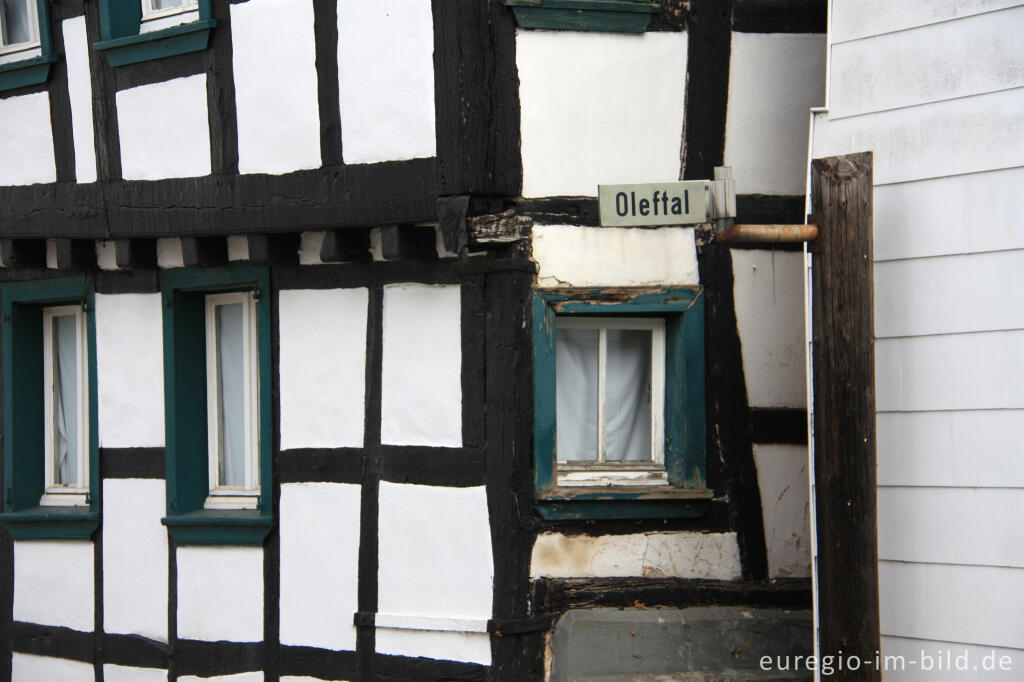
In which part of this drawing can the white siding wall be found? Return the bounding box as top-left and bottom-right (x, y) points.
(813, 1), (1024, 675)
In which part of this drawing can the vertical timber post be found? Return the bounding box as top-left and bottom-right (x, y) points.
(811, 152), (880, 680)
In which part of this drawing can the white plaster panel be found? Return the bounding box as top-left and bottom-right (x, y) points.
(12, 654), (94, 682)
(156, 238), (184, 268)
(63, 16), (97, 183)
(380, 284), (461, 447)
(811, 89), (1024, 187)
(227, 235), (248, 261)
(337, 0), (436, 164)
(377, 483), (492, 663)
(103, 664), (169, 681)
(530, 532), (742, 580)
(878, 561), (1024, 650)
(179, 674), (263, 682)
(875, 251), (1024, 339)
(879, 637), (1024, 682)
(878, 411), (1024, 488)
(0, 92), (56, 185)
(279, 289), (367, 449)
(232, 0), (321, 174)
(96, 294), (165, 447)
(46, 238), (58, 269)
(829, 7), (1024, 119)
(177, 547), (264, 642)
(103, 479), (168, 641)
(752, 444), (811, 578)
(298, 232), (325, 265)
(875, 330), (1024, 412)
(831, 0), (1021, 44)
(879, 487), (1024, 568)
(532, 225), (699, 288)
(280, 483), (361, 651)
(13, 541), (94, 631)
(724, 33), (825, 195)
(97, 240), (119, 270)
(117, 75), (211, 180)
(731, 250), (807, 408)
(518, 31), (686, 198)
(874, 169), (1024, 261)
(375, 629), (492, 666)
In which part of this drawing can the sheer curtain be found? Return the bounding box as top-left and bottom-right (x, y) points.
(555, 328), (598, 461)
(54, 314), (79, 485)
(216, 303), (245, 486)
(2, 0), (34, 45)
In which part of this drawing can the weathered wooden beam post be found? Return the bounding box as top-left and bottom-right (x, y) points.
(811, 152), (880, 680)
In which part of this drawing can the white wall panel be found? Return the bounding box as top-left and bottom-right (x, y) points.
(96, 294), (165, 447)
(878, 410), (1024, 488)
(63, 16), (97, 183)
(227, 235), (248, 261)
(97, 240), (119, 270)
(279, 289), (367, 449)
(280, 483), (361, 651)
(879, 561), (1024, 650)
(377, 483), (492, 664)
(875, 331), (1024, 412)
(232, 0), (321, 174)
(104, 664), (169, 681)
(177, 547), (263, 642)
(12, 654), (93, 682)
(103, 479), (168, 641)
(518, 31), (686, 198)
(531, 531), (742, 580)
(880, 636), (1024, 682)
(812, 89), (1024, 187)
(874, 251), (1024, 339)
(724, 33), (826, 195)
(13, 541), (94, 631)
(338, 0), (435, 164)
(0, 92), (56, 185)
(879, 487), (1024, 567)
(117, 75), (211, 180)
(831, 0), (1021, 44)
(829, 7), (1024, 119)
(731, 250), (807, 408)
(156, 238), (184, 268)
(874, 169), (1024, 261)
(532, 225), (699, 289)
(380, 284), (461, 447)
(753, 445), (811, 578)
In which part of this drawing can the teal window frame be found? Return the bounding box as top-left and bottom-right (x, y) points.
(160, 265), (272, 546)
(533, 288), (711, 520)
(93, 0), (216, 67)
(0, 276), (99, 540)
(505, 0), (658, 33)
(0, 0), (58, 93)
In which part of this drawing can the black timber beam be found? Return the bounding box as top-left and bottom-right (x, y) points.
(248, 233), (301, 266)
(115, 238), (158, 270)
(379, 225), (437, 261)
(1, 239), (46, 268)
(320, 228), (371, 263)
(181, 237), (228, 268)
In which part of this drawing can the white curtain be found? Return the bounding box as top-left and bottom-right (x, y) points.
(216, 303), (246, 486)
(555, 328), (598, 461)
(2, 0), (34, 45)
(54, 314), (79, 486)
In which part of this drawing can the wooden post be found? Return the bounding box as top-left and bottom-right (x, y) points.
(811, 152), (880, 680)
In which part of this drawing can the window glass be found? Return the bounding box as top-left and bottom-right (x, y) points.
(555, 327), (598, 462)
(1, 0), (37, 47)
(605, 329), (652, 462)
(215, 302), (245, 488)
(52, 313), (80, 486)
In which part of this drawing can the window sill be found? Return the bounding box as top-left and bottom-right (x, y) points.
(93, 18), (216, 67)
(0, 54), (57, 93)
(505, 0), (658, 33)
(162, 508), (271, 546)
(537, 486), (713, 520)
(0, 507), (99, 540)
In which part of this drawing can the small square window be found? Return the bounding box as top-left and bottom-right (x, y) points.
(93, 0), (215, 68)
(0, 0), (40, 54)
(139, 0), (199, 34)
(0, 0), (56, 93)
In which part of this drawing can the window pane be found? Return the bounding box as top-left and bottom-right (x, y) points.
(150, 0), (187, 10)
(604, 329), (652, 462)
(53, 314), (79, 486)
(216, 303), (246, 487)
(2, 0), (34, 46)
(555, 327), (599, 462)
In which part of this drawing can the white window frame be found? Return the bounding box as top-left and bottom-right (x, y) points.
(555, 316), (666, 488)
(139, 0), (199, 34)
(40, 305), (89, 506)
(204, 291), (260, 510)
(0, 0), (41, 56)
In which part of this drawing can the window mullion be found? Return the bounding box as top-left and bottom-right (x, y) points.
(597, 326), (607, 463)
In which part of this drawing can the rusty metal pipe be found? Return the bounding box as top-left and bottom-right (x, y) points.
(719, 224), (818, 243)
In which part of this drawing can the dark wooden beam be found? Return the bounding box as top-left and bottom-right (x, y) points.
(247, 233), (301, 266)
(181, 236), (228, 268)
(320, 228), (371, 263)
(379, 225), (436, 261)
(55, 239), (97, 271)
(811, 151), (879, 679)
(0, 239), (46, 268)
(115, 238), (158, 270)
(437, 195), (469, 255)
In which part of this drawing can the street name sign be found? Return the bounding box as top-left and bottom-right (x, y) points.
(598, 181), (710, 227)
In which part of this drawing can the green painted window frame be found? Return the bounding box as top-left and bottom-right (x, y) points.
(0, 0), (57, 93)
(0, 276), (99, 540)
(504, 0), (658, 33)
(533, 288), (711, 520)
(160, 265), (272, 546)
(93, 0), (216, 67)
